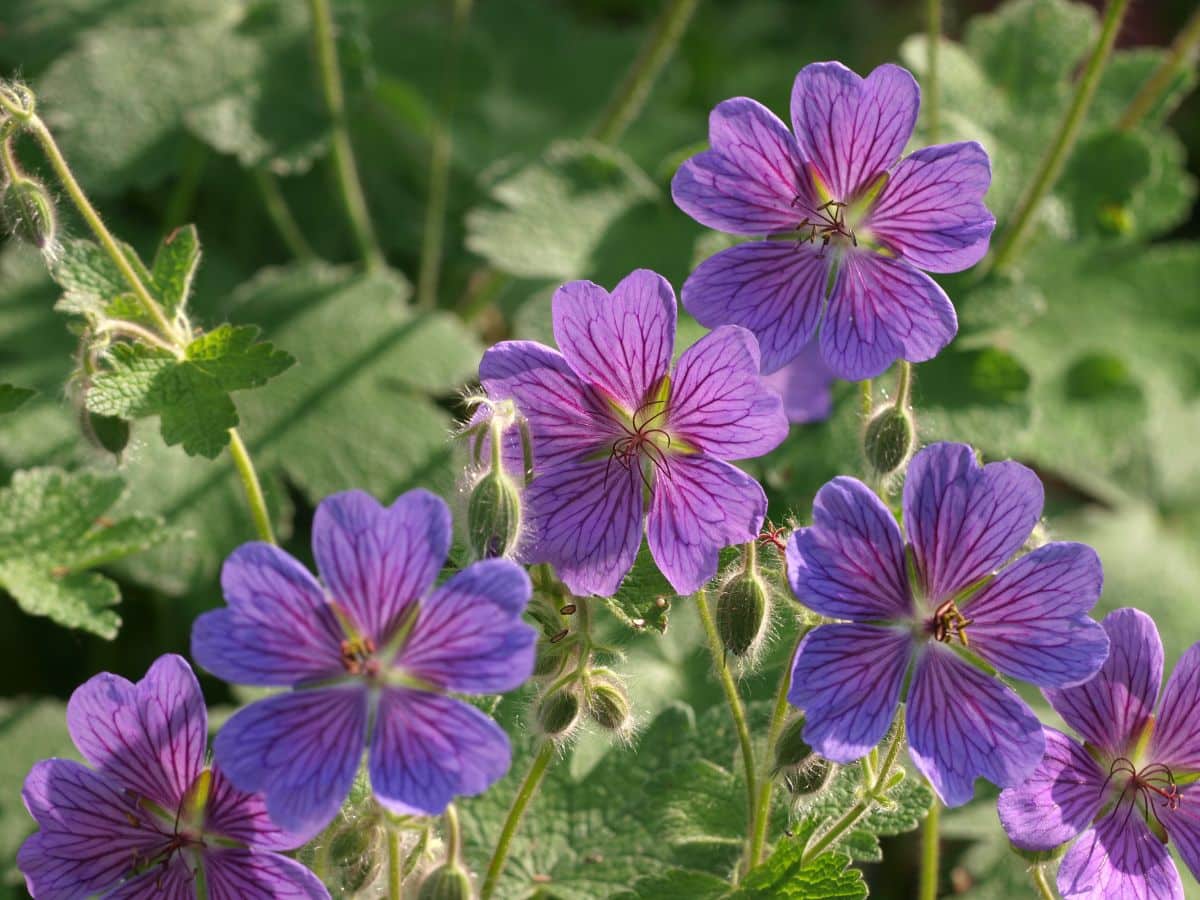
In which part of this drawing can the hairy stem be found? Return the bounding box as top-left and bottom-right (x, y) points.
(590, 0), (701, 146)
(306, 0), (386, 272)
(697, 588), (757, 878)
(417, 0), (473, 309)
(387, 828), (403, 900)
(1117, 4), (1200, 131)
(227, 428), (276, 545)
(926, 0), (942, 142)
(987, 0), (1130, 273)
(1032, 864), (1058, 900)
(252, 169), (317, 262)
(480, 740), (556, 899)
(919, 798), (941, 900)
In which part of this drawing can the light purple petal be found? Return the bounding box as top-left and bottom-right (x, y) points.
(397, 558), (537, 694)
(786, 476), (911, 620)
(370, 689), (512, 817)
(1149, 641), (1200, 771)
(667, 325), (788, 459)
(104, 855), (197, 899)
(522, 457), (643, 597)
(646, 454), (766, 594)
(1058, 810), (1184, 900)
(965, 542), (1108, 688)
(312, 489), (450, 646)
(552, 271), (676, 411)
(1045, 607), (1163, 759)
(212, 686), (368, 840)
(671, 97), (814, 235)
(997, 727), (1105, 852)
(480, 340), (618, 468)
(866, 141), (995, 273)
(205, 848), (330, 900)
(18, 759), (165, 900)
(761, 339), (835, 424)
(903, 442), (1043, 603)
(681, 241), (830, 374)
(66, 653), (204, 811)
(193, 544), (344, 687)
(787, 623), (911, 762)
(204, 767), (308, 852)
(1161, 784), (1200, 884)
(820, 250), (957, 380)
(790, 62), (918, 201)
(906, 644), (1044, 807)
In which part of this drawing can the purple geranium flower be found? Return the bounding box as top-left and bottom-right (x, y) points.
(479, 268), (788, 597)
(1000, 608), (1200, 900)
(786, 442), (1109, 806)
(18, 654), (327, 899)
(191, 489), (537, 838)
(672, 61), (995, 381)
(760, 339), (835, 424)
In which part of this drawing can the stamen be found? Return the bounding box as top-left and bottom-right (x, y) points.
(340, 636), (377, 676)
(931, 598), (973, 647)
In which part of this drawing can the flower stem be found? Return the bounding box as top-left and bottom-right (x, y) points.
(1117, 4), (1200, 132)
(925, 0), (942, 143)
(480, 740), (556, 899)
(306, 0), (386, 273)
(986, 0), (1130, 274)
(696, 588), (757, 876)
(227, 428), (276, 545)
(387, 827), (403, 900)
(859, 379), (873, 418)
(443, 803), (461, 865)
(894, 360), (913, 409)
(1032, 864), (1058, 900)
(747, 626), (810, 868)
(252, 168), (317, 263)
(919, 798), (940, 900)
(590, 0), (700, 146)
(416, 0), (473, 309)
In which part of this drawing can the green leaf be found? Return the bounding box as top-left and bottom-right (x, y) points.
(734, 833), (866, 900)
(465, 139), (658, 280)
(50, 238), (149, 322)
(150, 224), (201, 318)
(0, 385), (35, 415)
(605, 544), (676, 633)
(0, 468), (166, 637)
(614, 869), (731, 900)
(86, 324), (294, 459)
(915, 347), (1033, 450)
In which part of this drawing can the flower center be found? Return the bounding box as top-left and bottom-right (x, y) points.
(606, 398), (673, 491)
(340, 635), (380, 677)
(791, 197), (857, 251)
(928, 598), (974, 647)
(1104, 757), (1181, 835)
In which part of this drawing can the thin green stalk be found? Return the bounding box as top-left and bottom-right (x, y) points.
(480, 740), (556, 899)
(919, 798), (941, 900)
(417, 0), (473, 309)
(306, 0), (386, 272)
(164, 138), (208, 230)
(859, 379), (873, 418)
(1032, 864), (1057, 900)
(894, 360), (913, 409)
(747, 626), (811, 867)
(1117, 4), (1200, 131)
(697, 588), (757, 872)
(252, 168), (317, 262)
(24, 116), (179, 344)
(387, 828), (403, 900)
(987, 0), (1131, 273)
(591, 0), (700, 145)
(926, 0), (942, 143)
(443, 804), (461, 865)
(227, 428), (276, 545)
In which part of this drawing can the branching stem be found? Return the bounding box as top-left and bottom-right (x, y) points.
(479, 740), (556, 899)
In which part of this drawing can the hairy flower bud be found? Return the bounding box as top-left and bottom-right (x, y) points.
(417, 863), (472, 900)
(772, 715), (814, 772)
(586, 675), (631, 732)
(864, 403), (915, 475)
(468, 467), (522, 559)
(783, 757), (833, 797)
(325, 818), (385, 894)
(716, 570), (769, 657)
(2, 177), (57, 251)
(536, 688), (580, 737)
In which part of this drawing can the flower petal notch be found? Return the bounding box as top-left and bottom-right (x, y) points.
(674, 61), (995, 380)
(480, 268), (788, 596)
(785, 442), (1107, 807)
(192, 489), (537, 836)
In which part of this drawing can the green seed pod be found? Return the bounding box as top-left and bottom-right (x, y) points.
(586, 676), (631, 732)
(536, 688), (579, 736)
(468, 468), (522, 559)
(863, 404), (915, 475)
(772, 715), (814, 773)
(2, 178), (56, 250)
(783, 757), (834, 797)
(417, 863), (473, 900)
(716, 572), (769, 657)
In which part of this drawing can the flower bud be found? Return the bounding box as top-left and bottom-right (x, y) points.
(864, 403), (915, 475)
(468, 467), (522, 559)
(536, 688), (580, 737)
(783, 757), (833, 797)
(417, 863), (472, 900)
(325, 818), (386, 894)
(772, 715), (814, 772)
(81, 410), (131, 458)
(2, 177), (57, 251)
(716, 571), (769, 657)
(586, 675), (631, 732)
